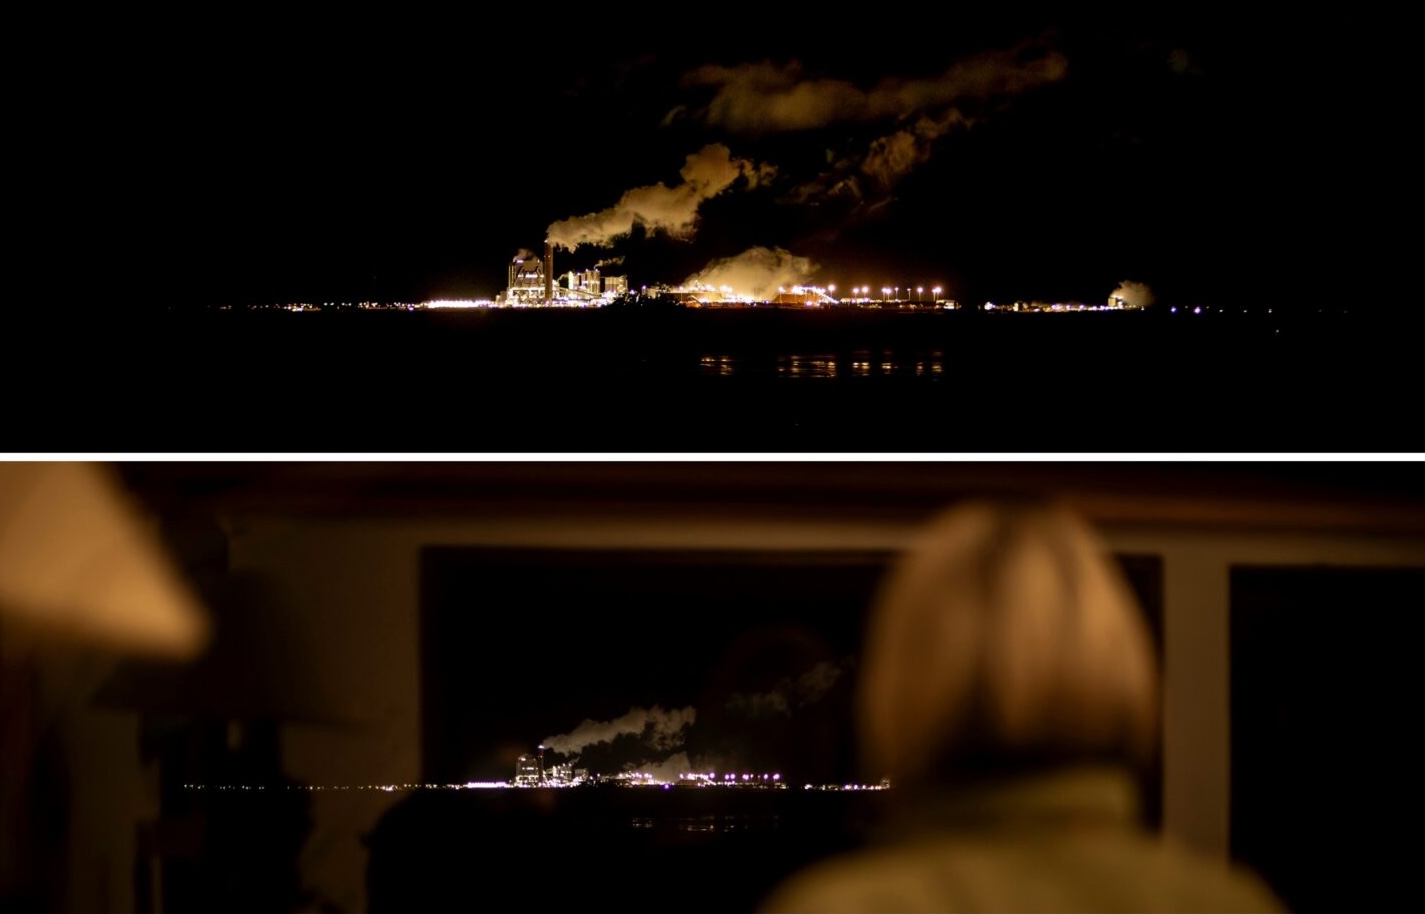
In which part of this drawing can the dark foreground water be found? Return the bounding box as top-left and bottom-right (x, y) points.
(9, 308), (1417, 451)
(363, 786), (886, 913)
(152, 784), (879, 914)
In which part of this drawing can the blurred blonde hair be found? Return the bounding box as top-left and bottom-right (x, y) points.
(857, 500), (1158, 787)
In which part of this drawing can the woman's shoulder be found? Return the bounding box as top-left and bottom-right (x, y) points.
(757, 842), (939, 914)
(757, 834), (1024, 914)
(758, 830), (1285, 914)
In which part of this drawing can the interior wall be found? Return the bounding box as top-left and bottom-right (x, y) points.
(223, 512), (1425, 912)
(223, 513), (913, 913)
(4, 643), (147, 914)
(1107, 527), (1425, 862)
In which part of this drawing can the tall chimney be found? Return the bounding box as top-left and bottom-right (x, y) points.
(544, 241), (554, 305)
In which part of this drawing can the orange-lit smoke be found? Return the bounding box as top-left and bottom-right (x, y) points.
(860, 114), (967, 191)
(541, 704), (697, 757)
(726, 659), (850, 719)
(1111, 280), (1155, 308)
(681, 35), (1067, 134)
(684, 246), (818, 301)
(685, 35), (1065, 210)
(546, 144), (774, 251)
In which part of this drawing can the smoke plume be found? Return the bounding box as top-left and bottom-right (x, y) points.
(630, 752), (696, 781)
(1111, 280), (1155, 308)
(541, 705), (696, 757)
(546, 144), (773, 251)
(682, 35), (1067, 133)
(684, 246), (817, 300)
(726, 659), (850, 720)
(862, 112), (966, 189)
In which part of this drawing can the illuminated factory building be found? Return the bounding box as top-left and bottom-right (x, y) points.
(478, 240), (1142, 312)
(268, 235), (1151, 311)
(770, 287), (838, 308)
(514, 753), (544, 786)
(501, 252), (549, 308)
(514, 750), (587, 786)
(505, 744), (885, 791)
(497, 242), (628, 308)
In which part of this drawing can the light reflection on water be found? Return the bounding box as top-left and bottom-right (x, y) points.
(630, 814), (785, 833)
(699, 355), (736, 376)
(700, 351), (947, 379)
(778, 355), (838, 379)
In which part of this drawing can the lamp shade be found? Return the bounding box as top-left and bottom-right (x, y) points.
(0, 462), (209, 660)
(93, 568), (360, 726)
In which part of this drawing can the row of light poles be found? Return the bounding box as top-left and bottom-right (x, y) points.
(843, 285), (945, 303)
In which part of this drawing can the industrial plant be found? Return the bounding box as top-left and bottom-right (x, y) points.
(485, 242), (1142, 312)
(508, 748), (889, 792)
(242, 241), (1152, 313)
(498, 243), (630, 308)
(492, 242), (903, 309)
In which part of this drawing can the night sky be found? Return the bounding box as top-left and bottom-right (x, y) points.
(421, 547), (891, 784)
(29, 9), (1410, 314)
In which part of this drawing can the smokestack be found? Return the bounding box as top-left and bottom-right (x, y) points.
(544, 241), (553, 305)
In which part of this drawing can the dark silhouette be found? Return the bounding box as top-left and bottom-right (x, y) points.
(760, 500), (1284, 913)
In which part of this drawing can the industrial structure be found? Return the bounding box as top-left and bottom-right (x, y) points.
(486, 240), (1143, 313)
(501, 251), (549, 308)
(514, 747), (587, 786)
(497, 242), (629, 308)
(514, 752), (544, 786)
(507, 745), (887, 791)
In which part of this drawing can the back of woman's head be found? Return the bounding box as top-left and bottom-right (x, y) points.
(857, 499), (1157, 788)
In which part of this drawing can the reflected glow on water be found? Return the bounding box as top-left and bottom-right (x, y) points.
(628, 814), (785, 833)
(703, 350), (949, 379)
(699, 355), (736, 376)
(777, 355), (839, 378)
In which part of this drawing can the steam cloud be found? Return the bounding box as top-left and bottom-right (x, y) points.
(546, 144), (773, 251)
(541, 704), (696, 757)
(632, 752), (696, 781)
(726, 659), (850, 720)
(1111, 280), (1155, 308)
(784, 110), (971, 212)
(682, 36), (1067, 133)
(861, 113), (967, 190)
(682, 35), (1065, 212)
(684, 246), (818, 300)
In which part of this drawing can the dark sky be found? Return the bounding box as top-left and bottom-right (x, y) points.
(32, 9), (1408, 313)
(423, 547), (890, 783)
